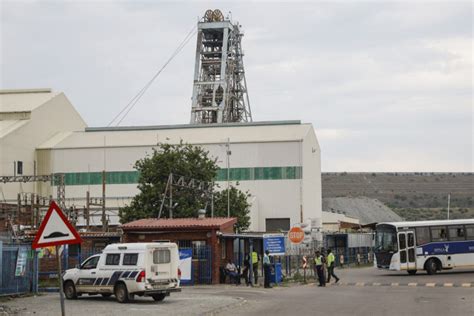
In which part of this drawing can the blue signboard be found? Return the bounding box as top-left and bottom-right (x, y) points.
(263, 234), (286, 255)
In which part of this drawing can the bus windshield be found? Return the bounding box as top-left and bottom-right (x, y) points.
(375, 228), (398, 252)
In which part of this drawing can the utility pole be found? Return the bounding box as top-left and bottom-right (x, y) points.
(169, 173), (173, 219)
(211, 186), (214, 218)
(85, 191), (90, 230)
(102, 170), (107, 232)
(447, 193), (451, 220)
(226, 138), (231, 218)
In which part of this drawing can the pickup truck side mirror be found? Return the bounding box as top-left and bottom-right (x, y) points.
(75, 264), (80, 269)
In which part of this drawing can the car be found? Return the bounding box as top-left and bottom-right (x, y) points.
(62, 242), (181, 303)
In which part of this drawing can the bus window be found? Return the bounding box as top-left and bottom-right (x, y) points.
(375, 228), (398, 252)
(431, 226), (448, 242)
(407, 233), (414, 247)
(448, 226), (466, 241)
(415, 227), (430, 245)
(466, 225), (474, 239)
(399, 233), (406, 249)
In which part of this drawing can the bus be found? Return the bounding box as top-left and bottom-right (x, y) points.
(374, 219), (474, 275)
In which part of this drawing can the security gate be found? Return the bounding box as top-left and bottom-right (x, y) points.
(0, 243), (38, 296)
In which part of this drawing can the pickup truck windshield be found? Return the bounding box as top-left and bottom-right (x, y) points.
(81, 256), (99, 269)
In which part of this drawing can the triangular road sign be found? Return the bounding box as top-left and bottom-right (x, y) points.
(32, 200), (82, 249)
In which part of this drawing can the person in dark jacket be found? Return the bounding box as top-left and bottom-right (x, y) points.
(314, 250), (326, 287)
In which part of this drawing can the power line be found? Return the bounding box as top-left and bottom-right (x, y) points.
(107, 25), (197, 127)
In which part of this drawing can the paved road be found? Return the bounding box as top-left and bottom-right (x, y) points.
(2, 267), (473, 316)
(0, 290), (240, 316)
(332, 266), (474, 286)
(223, 284), (474, 316)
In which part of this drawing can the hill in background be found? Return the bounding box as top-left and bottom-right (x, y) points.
(322, 172), (474, 221)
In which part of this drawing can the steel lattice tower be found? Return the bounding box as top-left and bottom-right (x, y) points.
(190, 9), (252, 124)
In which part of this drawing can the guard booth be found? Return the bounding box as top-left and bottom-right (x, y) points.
(220, 232), (285, 286)
(220, 233), (264, 285)
(122, 217), (237, 285)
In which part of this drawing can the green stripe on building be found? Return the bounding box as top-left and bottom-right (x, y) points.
(55, 166), (302, 186)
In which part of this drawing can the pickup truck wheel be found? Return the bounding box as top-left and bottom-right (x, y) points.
(114, 283), (129, 303)
(152, 294), (166, 302)
(64, 281), (77, 299)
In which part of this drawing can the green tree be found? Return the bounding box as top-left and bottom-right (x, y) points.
(119, 142), (251, 230)
(213, 185), (251, 232)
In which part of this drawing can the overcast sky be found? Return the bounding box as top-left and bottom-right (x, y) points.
(1, 1), (472, 172)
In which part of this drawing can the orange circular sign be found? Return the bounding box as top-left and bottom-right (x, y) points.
(288, 227), (305, 244)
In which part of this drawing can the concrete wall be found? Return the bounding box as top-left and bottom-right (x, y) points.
(302, 126), (322, 226)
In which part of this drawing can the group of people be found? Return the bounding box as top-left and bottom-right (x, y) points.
(225, 248), (340, 288)
(224, 250), (273, 288)
(314, 248), (340, 287)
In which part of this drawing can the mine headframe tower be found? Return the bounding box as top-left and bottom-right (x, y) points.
(190, 9), (252, 124)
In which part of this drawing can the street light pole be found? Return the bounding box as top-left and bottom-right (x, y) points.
(447, 193), (451, 220)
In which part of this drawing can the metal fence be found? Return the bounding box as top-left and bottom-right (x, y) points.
(0, 242), (38, 296)
(38, 246), (97, 291)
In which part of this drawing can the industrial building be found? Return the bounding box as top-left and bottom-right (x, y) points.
(0, 10), (322, 235)
(0, 89), (322, 233)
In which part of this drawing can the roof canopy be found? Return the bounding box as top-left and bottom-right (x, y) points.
(121, 217), (237, 231)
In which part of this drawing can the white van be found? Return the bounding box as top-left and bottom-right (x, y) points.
(62, 243), (181, 303)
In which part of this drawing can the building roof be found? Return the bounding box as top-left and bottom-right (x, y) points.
(0, 89), (60, 112)
(0, 120), (29, 138)
(37, 121), (315, 149)
(323, 197), (403, 225)
(121, 217), (237, 230)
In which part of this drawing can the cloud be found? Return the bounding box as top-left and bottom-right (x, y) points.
(1, 1), (472, 171)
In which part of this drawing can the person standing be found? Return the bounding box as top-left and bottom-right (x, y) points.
(314, 250), (326, 287)
(263, 250), (272, 288)
(326, 249), (340, 283)
(243, 253), (251, 286)
(251, 250), (259, 285)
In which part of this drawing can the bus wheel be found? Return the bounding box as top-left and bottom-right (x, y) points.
(425, 259), (438, 275)
(407, 270), (417, 275)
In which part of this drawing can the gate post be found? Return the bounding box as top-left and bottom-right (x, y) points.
(0, 241), (3, 289)
(33, 248), (39, 294)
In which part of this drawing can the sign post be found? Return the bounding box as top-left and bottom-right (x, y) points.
(32, 201), (82, 316)
(302, 256), (308, 283)
(56, 245), (66, 316)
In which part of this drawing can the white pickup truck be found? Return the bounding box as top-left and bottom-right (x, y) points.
(62, 242), (181, 303)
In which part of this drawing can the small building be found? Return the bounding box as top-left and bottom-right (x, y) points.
(121, 217), (237, 284)
(322, 211), (360, 232)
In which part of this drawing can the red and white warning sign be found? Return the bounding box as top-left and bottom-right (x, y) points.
(32, 200), (82, 249)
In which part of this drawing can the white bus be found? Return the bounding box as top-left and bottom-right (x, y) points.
(374, 219), (474, 275)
